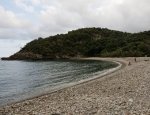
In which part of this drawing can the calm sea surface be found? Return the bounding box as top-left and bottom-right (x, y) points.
(0, 59), (118, 106)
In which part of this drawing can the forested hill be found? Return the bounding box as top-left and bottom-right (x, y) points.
(2, 27), (150, 60)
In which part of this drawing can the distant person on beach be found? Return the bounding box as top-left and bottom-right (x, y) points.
(134, 58), (136, 62)
(128, 61), (131, 66)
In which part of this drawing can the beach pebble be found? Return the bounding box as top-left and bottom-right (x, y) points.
(128, 98), (133, 103)
(0, 57), (150, 115)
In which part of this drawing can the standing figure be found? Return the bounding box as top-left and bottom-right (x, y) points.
(134, 57), (136, 62)
(128, 61), (131, 66)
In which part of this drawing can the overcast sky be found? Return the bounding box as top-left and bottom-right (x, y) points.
(0, 0), (150, 57)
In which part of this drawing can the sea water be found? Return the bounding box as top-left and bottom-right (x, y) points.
(0, 59), (118, 106)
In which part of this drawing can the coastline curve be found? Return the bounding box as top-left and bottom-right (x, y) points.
(0, 58), (125, 108)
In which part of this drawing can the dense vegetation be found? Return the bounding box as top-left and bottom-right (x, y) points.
(4, 27), (150, 60)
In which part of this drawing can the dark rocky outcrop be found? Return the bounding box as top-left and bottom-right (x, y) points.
(2, 52), (43, 60)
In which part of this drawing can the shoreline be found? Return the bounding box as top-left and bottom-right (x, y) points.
(0, 58), (123, 107)
(0, 57), (150, 114)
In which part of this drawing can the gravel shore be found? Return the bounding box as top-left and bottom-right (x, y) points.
(0, 57), (150, 115)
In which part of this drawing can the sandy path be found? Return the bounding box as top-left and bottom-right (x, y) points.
(0, 57), (150, 115)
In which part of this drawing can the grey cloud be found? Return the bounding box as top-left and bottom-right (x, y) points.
(38, 0), (150, 34)
(1, 0), (150, 39)
(0, 39), (30, 57)
(1, 0), (150, 56)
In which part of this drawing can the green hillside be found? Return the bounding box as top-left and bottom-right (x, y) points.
(2, 27), (150, 60)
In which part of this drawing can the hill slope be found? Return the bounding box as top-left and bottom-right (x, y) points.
(2, 28), (150, 60)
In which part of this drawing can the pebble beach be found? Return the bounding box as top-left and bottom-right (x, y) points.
(0, 57), (150, 115)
